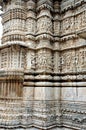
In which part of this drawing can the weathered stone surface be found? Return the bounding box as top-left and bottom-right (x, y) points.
(0, 0), (86, 130)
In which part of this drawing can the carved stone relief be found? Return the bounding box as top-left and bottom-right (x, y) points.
(0, 0), (86, 129)
(36, 49), (53, 72)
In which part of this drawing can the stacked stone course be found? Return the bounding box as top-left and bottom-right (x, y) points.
(0, 0), (86, 129)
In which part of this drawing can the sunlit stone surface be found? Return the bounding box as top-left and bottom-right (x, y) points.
(0, 0), (86, 130)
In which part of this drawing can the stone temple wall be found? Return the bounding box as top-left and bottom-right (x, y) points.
(0, 0), (86, 129)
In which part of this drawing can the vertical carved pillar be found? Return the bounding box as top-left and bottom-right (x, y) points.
(53, 1), (61, 127)
(23, 0), (36, 100)
(53, 0), (60, 77)
(33, 0), (57, 128)
(22, 0), (36, 126)
(0, 0), (26, 127)
(36, 0), (53, 84)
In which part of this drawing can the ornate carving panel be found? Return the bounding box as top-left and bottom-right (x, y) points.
(26, 18), (36, 34)
(26, 50), (35, 70)
(1, 49), (8, 68)
(36, 49), (53, 72)
(0, 47), (26, 69)
(61, 10), (86, 36)
(61, 48), (86, 73)
(54, 20), (60, 36)
(37, 16), (52, 35)
(61, 16), (74, 35)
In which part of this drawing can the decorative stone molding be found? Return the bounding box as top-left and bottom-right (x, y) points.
(0, 0), (86, 130)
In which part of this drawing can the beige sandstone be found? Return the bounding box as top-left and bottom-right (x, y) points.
(0, 0), (86, 129)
